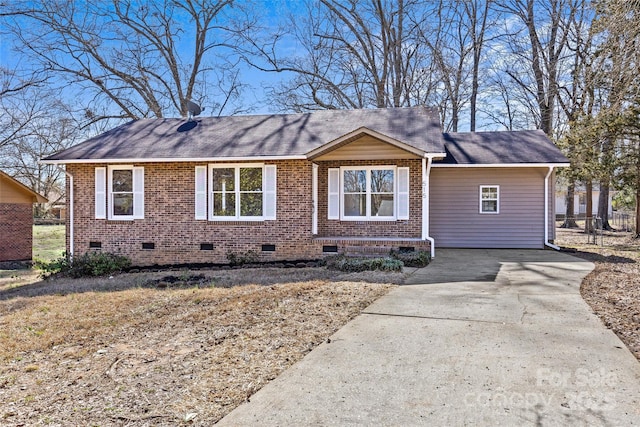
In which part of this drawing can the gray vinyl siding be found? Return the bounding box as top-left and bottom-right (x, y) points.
(430, 167), (548, 248)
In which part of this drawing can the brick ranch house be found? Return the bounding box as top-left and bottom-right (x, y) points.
(42, 107), (569, 267)
(0, 170), (48, 262)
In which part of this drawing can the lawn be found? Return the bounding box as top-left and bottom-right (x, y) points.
(0, 265), (398, 425)
(32, 224), (65, 262)
(0, 225), (65, 291)
(1, 224), (637, 425)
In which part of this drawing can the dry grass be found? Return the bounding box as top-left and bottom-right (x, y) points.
(0, 268), (396, 425)
(555, 224), (640, 361)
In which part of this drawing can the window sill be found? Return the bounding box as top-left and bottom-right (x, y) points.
(207, 220), (266, 226)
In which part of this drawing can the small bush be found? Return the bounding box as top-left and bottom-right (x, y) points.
(390, 249), (431, 267)
(34, 254), (71, 277)
(226, 249), (259, 266)
(325, 255), (403, 272)
(36, 252), (131, 278)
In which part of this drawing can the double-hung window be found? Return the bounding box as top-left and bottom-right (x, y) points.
(330, 166), (408, 221)
(342, 167), (395, 220)
(211, 165), (263, 219)
(480, 185), (499, 214)
(95, 166), (144, 220)
(195, 164), (277, 221)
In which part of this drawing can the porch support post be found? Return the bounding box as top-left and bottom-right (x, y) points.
(422, 157), (435, 258)
(312, 163), (318, 235)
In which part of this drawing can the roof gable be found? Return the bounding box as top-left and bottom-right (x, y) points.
(307, 128), (439, 160)
(0, 171), (48, 204)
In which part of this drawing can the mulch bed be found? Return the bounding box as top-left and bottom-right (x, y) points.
(555, 226), (640, 360)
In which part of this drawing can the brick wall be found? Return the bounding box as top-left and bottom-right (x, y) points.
(68, 161), (315, 266)
(316, 159), (423, 238)
(67, 159), (427, 266)
(0, 203), (33, 261)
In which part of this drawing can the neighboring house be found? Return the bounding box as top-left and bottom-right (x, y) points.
(0, 170), (48, 262)
(555, 184), (613, 219)
(41, 107), (569, 266)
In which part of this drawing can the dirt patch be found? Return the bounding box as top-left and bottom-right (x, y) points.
(555, 226), (640, 361)
(0, 267), (398, 425)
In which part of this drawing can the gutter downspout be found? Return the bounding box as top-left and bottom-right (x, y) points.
(544, 166), (560, 250)
(58, 165), (74, 258)
(422, 157), (436, 258)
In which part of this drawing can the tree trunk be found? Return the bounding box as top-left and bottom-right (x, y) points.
(560, 180), (579, 228)
(584, 180), (593, 233)
(635, 186), (640, 238)
(597, 179), (614, 230)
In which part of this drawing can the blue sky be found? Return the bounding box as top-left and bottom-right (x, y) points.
(0, 1), (302, 118)
(0, 1), (553, 132)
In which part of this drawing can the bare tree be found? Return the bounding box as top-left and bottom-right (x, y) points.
(417, 0), (473, 131)
(0, 67), (49, 149)
(238, 0), (437, 111)
(589, 0), (640, 229)
(0, 86), (81, 216)
(2, 0), (250, 122)
(552, 0), (595, 228)
(496, 0), (580, 136)
(465, 0), (494, 131)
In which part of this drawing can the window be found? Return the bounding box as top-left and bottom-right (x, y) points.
(480, 185), (499, 214)
(211, 166), (263, 218)
(95, 166), (144, 220)
(342, 167), (395, 219)
(334, 166), (405, 221)
(112, 169), (134, 216)
(195, 164), (277, 221)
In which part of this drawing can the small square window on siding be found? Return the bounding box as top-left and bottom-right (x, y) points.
(480, 185), (499, 214)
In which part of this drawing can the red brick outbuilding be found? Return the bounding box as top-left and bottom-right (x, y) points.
(0, 171), (48, 262)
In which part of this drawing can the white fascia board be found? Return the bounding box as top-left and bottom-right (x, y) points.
(431, 162), (571, 168)
(40, 155), (307, 165)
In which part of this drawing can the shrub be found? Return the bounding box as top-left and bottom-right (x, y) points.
(226, 249), (259, 266)
(36, 252), (131, 278)
(325, 255), (403, 272)
(34, 254), (71, 277)
(390, 249), (431, 267)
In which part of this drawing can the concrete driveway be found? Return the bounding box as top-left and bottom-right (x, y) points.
(218, 249), (640, 426)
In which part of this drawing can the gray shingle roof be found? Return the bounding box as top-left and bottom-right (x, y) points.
(44, 106), (444, 161)
(43, 108), (569, 165)
(436, 130), (569, 165)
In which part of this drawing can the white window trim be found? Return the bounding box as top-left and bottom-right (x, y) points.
(340, 165), (396, 221)
(107, 165), (144, 220)
(479, 185), (500, 214)
(208, 163), (266, 221)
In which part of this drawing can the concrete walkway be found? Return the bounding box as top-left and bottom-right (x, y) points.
(219, 249), (640, 426)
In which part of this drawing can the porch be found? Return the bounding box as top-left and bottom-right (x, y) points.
(313, 236), (431, 257)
